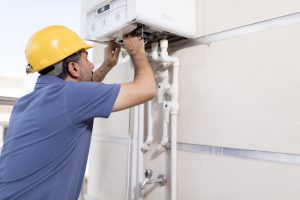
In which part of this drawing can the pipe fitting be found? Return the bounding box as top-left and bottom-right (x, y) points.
(141, 143), (150, 152)
(160, 39), (168, 52)
(151, 42), (160, 61)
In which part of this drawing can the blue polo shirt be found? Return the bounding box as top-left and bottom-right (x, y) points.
(0, 75), (120, 200)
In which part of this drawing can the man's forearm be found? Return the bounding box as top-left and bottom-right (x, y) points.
(132, 53), (156, 90)
(111, 52), (156, 112)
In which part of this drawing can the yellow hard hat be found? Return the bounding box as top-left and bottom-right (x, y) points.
(25, 25), (92, 73)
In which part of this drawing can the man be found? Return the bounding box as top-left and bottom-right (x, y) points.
(0, 25), (156, 200)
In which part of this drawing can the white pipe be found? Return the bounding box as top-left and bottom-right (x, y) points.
(125, 108), (133, 200)
(125, 137), (131, 200)
(151, 42), (160, 61)
(170, 62), (179, 200)
(138, 104), (144, 200)
(157, 100), (170, 152)
(141, 101), (153, 152)
(160, 39), (180, 200)
(170, 114), (178, 200)
(151, 41), (172, 152)
(160, 40), (180, 65)
(156, 69), (170, 104)
(130, 106), (139, 200)
(151, 39), (180, 200)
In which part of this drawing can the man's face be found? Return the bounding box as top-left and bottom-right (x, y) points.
(78, 50), (94, 82)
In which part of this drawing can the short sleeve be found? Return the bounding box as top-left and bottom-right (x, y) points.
(65, 82), (120, 124)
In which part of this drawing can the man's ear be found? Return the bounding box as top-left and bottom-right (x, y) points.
(67, 62), (80, 78)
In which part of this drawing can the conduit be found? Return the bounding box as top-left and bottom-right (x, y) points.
(152, 39), (180, 200)
(138, 104), (144, 200)
(157, 100), (170, 151)
(161, 39), (180, 200)
(130, 106), (139, 199)
(141, 101), (153, 152)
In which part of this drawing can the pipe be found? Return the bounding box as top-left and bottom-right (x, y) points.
(156, 69), (170, 104)
(151, 41), (172, 152)
(160, 40), (180, 65)
(151, 42), (160, 61)
(138, 105), (144, 200)
(170, 65), (179, 200)
(170, 113), (178, 200)
(141, 101), (153, 152)
(170, 62), (179, 200)
(157, 100), (171, 152)
(159, 39), (180, 200)
(150, 39), (180, 199)
(130, 106), (139, 200)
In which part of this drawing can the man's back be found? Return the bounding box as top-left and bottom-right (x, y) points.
(0, 75), (120, 200)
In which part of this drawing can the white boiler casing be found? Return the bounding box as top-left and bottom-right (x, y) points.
(81, 0), (197, 41)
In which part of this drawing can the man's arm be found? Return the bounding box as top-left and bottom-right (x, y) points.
(112, 34), (157, 112)
(93, 41), (120, 82)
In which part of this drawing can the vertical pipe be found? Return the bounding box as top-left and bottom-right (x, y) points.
(170, 62), (179, 200)
(130, 106), (139, 199)
(160, 39), (180, 200)
(146, 101), (153, 146)
(141, 101), (153, 152)
(138, 104), (144, 200)
(170, 114), (177, 200)
(157, 100), (170, 151)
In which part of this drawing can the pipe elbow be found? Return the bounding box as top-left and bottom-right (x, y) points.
(160, 52), (179, 66)
(172, 57), (180, 66)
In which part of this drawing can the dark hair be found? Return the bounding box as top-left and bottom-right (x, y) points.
(39, 50), (82, 80)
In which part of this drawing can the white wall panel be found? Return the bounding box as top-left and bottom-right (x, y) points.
(87, 141), (129, 199)
(197, 0), (300, 36)
(178, 151), (300, 200)
(178, 23), (300, 154)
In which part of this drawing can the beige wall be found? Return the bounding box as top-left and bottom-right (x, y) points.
(178, 152), (300, 200)
(196, 0), (300, 36)
(87, 139), (129, 199)
(87, 1), (300, 199)
(178, 23), (300, 154)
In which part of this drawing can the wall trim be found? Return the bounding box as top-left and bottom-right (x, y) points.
(92, 135), (300, 165)
(178, 142), (300, 165)
(92, 134), (129, 145)
(0, 96), (17, 105)
(170, 12), (300, 50)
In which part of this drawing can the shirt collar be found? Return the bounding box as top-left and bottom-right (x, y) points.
(34, 75), (65, 90)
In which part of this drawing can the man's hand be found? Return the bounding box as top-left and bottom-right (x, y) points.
(112, 33), (157, 112)
(102, 41), (121, 68)
(123, 33), (145, 59)
(93, 41), (120, 82)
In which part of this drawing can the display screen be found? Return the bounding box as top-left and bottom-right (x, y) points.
(97, 4), (110, 14)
